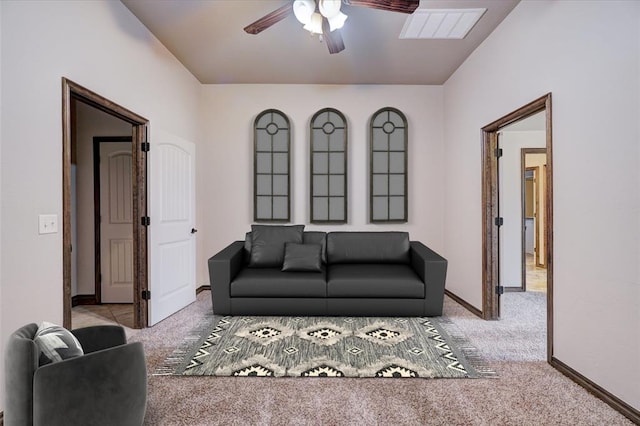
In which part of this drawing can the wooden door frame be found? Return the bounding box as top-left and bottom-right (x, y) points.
(62, 78), (149, 329)
(93, 136), (133, 304)
(521, 149), (547, 290)
(481, 93), (553, 361)
(525, 165), (540, 268)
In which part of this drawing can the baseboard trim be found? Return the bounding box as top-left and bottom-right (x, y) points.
(549, 357), (640, 424)
(444, 289), (483, 318)
(71, 294), (97, 307)
(196, 285), (211, 295)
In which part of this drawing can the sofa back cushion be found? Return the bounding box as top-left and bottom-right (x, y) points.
(302, 231), (327, 263)
(249, 225), (305, 267)
(244, 232), (252, 264)
(326, 232), (410, 264)
(245, 230), (325, 264)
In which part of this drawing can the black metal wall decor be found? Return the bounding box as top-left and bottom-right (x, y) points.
(369, 107), (408, 223)
(310, 108), (348, 223)
(254, 109), (291, 222)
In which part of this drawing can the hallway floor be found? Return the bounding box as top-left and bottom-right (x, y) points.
(72, 303), (136, 334)
(526, 253), (547, 292)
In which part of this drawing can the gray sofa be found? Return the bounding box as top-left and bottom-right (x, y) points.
(208, 228), (447, 317)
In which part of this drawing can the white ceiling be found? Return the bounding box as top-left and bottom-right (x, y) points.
(121, 0), (519, 85)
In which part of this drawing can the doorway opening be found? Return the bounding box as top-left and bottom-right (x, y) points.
(62, 78), (149, 329)
(522, 149), (547, 293)
(481, 93), (553, 361)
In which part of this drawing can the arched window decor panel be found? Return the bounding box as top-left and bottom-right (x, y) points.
(254, 109), (291, 222)
(310, 108), (348, 223)
(370, 107), (408, 223)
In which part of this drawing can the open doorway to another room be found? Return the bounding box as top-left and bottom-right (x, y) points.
(522, 149), (547, 293)
(62, 78), (150, 330)
(481, 93), (553, 361)
(497, 111), (547, 296)
(70, 100), (135, 329)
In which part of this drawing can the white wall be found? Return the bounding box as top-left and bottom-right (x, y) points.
(0, 0), (4, 413)
(199, 85), (444, 285)
(0, 0), (200, 413)
(444, 0), (640, 410)
(499, 131), (545, 288)
(74, 101), (132, 296)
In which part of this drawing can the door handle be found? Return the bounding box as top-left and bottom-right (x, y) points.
(191, 228), (198, 234)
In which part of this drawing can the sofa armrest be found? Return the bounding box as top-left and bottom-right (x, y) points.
(410, 241), (448, 316)
(33, 342), (147, 426)
(71, 325), (126, 354)
(208, 241), (245, 315)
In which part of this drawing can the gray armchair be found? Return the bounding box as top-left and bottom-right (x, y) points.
(5, 324), (147, 426)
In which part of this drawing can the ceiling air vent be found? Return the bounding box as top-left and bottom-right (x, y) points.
(399, 8), (486, 39)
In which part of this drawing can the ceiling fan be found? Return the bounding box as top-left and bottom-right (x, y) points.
(244, 0), (420, 54)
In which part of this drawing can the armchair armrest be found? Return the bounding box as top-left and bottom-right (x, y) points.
(410, 241), (448, 316)
(33, 342), (147, 426)
(208, 241), (245, 315)
(71, 325), (126, 353)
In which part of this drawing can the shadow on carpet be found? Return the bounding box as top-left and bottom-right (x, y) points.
(155, 315), (496, 379)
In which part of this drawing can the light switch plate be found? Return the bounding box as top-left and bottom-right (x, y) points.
(39, 214), (58, 234)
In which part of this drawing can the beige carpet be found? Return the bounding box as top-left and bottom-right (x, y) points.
(128, 291), (632, 425)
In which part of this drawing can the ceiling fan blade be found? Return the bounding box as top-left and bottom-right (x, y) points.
(244, 3), (293, 35)
(344, 0), (419, 14)
(322, 18), (346, 54)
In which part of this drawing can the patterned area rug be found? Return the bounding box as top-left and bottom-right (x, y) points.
(156, 315), (496, 379)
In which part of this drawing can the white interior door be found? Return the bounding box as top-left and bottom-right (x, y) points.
(100, 142), (134, 303)
(148, 129), (196, 325)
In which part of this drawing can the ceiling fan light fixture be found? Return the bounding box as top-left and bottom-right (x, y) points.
(318, 0), (341, 19)
(293, 0), (316, 25)
(327, 11), (348, 31)
(304, 12), (324, 34)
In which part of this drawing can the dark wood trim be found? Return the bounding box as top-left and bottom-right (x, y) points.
(481, 131), (500, 320)
(62, 80), (73, 329)
(71, 294), (98, 307)
(1, 410), (4, 425)
(544, 95), (554, 362)
(93, 137), (133, 305)
(196, 285), (211, 295)
(481, 93), (553, 363)
(62, 78), (149, 330)
(482, 95), (549, 132)
(444, 290), (483, 319)
(550, 357), (640, 424)
(132, 125), (149, 329)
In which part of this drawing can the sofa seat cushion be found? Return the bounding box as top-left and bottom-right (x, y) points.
(231, 267), (327, 298)
(327, 264), (424, 298)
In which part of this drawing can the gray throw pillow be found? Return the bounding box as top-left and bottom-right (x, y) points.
(34, 321), (84, 366)
(249, 224), (304, 267)
(282, 243), (322, 272)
